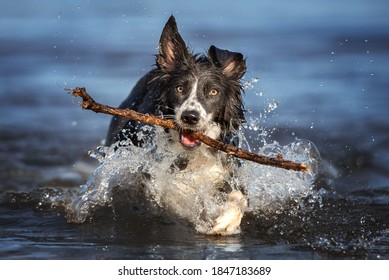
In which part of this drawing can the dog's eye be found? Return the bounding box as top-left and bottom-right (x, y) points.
(209, 89), (218, 96)
(175, 85), (184, 93)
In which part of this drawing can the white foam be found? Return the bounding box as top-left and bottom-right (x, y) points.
(63, 78), (321, 233)
(63, 125), (320, 233)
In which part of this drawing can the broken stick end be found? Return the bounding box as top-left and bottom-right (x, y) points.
(68, 87), (94, 110)
(69, 87), (85, 98)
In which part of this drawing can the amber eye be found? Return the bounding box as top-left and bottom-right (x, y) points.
(175, 85), (184, 93)
(209, 89), (219, 96)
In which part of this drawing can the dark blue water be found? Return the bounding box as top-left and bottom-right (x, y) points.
(1, 0), (388, 259)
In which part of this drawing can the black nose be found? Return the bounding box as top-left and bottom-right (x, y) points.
(181, 110), (200, 125)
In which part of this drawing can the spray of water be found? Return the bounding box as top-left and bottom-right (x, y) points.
(61, 77), (321, 233)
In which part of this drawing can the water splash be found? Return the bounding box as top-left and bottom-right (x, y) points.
(241, 138), (320, 215)
(56, 77), (322, 233)
(59, 126), (320, 234)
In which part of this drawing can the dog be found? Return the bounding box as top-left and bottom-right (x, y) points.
(106, 16), (247, 235)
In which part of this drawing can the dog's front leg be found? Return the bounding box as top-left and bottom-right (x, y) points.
(207, 190), (247, 235)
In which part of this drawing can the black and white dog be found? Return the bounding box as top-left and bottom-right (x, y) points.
(106, 16), (247, 235)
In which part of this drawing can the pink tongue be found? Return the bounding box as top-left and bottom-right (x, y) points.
(181, 134), (198, 146)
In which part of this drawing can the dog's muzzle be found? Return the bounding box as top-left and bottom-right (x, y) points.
(179, 110), (202, 150)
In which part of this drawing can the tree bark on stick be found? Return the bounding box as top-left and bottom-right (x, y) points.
(71, 87), (309, 173)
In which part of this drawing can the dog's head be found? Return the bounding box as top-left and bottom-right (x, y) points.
(155, 16), (246, 150)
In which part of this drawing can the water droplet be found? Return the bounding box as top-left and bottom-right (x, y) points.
(267, 100), (278, 112)
(242, 77), (260, 90)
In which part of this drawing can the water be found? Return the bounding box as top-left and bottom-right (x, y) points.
(1, 0), (388, 259)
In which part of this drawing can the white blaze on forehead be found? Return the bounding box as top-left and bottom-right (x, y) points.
(183, 78), (201, 111)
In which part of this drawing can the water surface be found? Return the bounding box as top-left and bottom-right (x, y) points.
(0, 0), (388, 259)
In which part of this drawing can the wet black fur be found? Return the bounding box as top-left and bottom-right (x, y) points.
(106, 16), (246, 146)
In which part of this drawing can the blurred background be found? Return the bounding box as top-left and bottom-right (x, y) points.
(0, 0), (388, 259)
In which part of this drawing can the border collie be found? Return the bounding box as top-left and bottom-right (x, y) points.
(106, 16), (247, 235)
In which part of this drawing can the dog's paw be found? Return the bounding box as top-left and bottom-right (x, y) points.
(207, 206), (243, 235)
(207, 190), (247, 236)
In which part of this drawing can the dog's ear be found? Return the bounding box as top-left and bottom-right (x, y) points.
(156, 16), (189, 71)
(208, 45), (246, 79)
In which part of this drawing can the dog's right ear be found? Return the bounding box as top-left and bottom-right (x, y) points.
(156, 16), (189, 72)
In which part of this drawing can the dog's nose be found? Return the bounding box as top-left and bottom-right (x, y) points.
(181, 110), (200, 125)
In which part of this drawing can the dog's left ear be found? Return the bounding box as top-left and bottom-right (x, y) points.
(208, 45), (246, 80)
(156, 16), (189, 71)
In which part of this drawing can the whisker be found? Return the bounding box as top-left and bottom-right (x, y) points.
(159, 105), (176, 112)
(164, 115), (176, 120)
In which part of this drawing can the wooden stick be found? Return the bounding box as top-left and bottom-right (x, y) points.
(70, 87), (310, 173)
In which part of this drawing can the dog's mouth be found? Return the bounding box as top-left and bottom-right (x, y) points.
(180, 132), (201, 150)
